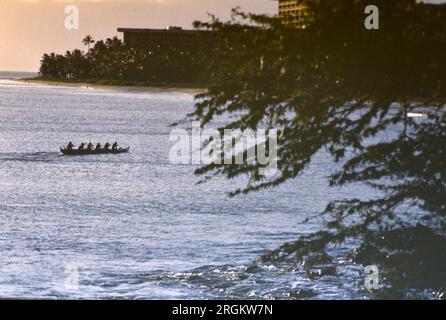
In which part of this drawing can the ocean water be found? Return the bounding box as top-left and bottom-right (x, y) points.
(0, 76), (379, 299)
(0, 71), (37, 80)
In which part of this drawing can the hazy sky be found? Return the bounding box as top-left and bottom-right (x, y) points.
(0, 0), (277, 72)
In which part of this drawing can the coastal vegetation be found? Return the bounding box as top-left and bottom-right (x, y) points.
(39, 36), (206, 86)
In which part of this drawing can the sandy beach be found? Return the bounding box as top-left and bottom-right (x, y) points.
(17, 78), (206, 95)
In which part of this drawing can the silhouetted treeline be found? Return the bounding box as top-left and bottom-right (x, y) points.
(39, 37), (206, 85)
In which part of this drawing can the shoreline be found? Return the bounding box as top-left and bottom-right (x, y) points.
(16, 78), (206, 94)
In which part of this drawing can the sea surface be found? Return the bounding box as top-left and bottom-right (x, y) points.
(0, 71), (37, 80)
(0, 72), (382, 299)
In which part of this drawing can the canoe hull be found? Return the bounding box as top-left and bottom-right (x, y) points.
(60, 147), (129, 156)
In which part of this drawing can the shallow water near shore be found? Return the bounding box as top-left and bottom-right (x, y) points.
(0, 76), (386, 299)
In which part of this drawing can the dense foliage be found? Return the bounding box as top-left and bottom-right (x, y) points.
(39, 36), (205, 85)
(190, 0), (446, 296)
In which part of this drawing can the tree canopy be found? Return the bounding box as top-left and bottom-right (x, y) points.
(190, 0), (446, 296)
(39, 36), (206, 85)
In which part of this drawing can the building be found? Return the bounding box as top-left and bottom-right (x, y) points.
(118, 2), (306, 52)
(118, 1), (306, 51)
(278, 0), (307, 25)
(278, 0), (304, 16)
(117, 27), (212, 52)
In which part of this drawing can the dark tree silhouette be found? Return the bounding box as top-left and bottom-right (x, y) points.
(39, 36), (205, 85)
(190, 1), (446, 297)
(82, 35), (95, 51)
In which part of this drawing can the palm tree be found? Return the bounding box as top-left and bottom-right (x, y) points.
(82, 35), (95, 51)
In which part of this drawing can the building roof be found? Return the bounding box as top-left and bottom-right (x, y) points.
(117, 28), (198, 34)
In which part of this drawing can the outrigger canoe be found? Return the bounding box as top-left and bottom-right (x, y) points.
(60, 147), (130, 156)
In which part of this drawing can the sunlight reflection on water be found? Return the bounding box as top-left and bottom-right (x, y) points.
(0, 79), (380, 299)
